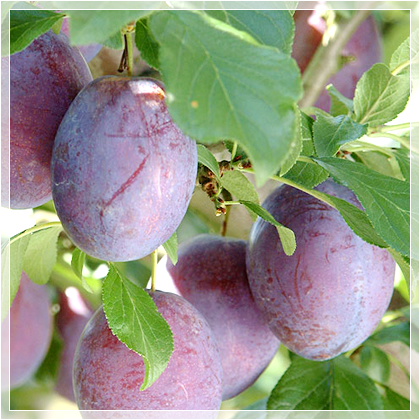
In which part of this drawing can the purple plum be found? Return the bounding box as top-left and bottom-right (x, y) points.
(165, 235), (280, 400)
(55, 287), (93, 401)
(2, 30), (92, 209)
(246, 179), (395, 361)
(73, 291), (222, 412)
(51, 77), (198, 262)
(1, 272), (53, 389)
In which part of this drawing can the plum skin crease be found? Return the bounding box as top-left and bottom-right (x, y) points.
(246, 180), (395, 361)
(165, 235), (280, 400)
(73, 291), (223, 412)
(3, 30), (92, 209)
(51, 76), (198, 262)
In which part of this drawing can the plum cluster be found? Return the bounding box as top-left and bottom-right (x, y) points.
(2, 11), (394, 416)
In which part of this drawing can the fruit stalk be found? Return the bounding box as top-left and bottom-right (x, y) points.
(299, 3), (378, 109)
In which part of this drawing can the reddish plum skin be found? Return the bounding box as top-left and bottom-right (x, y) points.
(3, 31), (92, 209)
(292, 11), (382, 111)
(165, 235), (280, 400)
(246, 180), (395, 361)
(73, 291), (222, 411)
(4, 273), (53, 388)
(51, 77), (198, 262)
(55, 288), (93, 401)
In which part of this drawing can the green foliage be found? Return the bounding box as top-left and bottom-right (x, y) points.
(267, 356), (383, 410)
(239, 201), (296, 256)
(390, 29), (418, 77)
(197, 144), (221, 182)
(1, 235), (30, 321)
(314, 158), (410, 256)
(102, 264), (174, 391)
(71, 248), (93, 293)
(65, 10), (151, 45)
(360, 346), (390, 383)
(102, 31), (124, 49)
(135, 17), (159, 69)
(313, 113), (368, 157)
(353, 63), (411, 126)
(221, 170), (260, 204)
(206, 10), (295, 54)
(279, 106), (302, 175)
(393, 148), (411, 181)
(149, 10), (302, 186)
(382, 386), (411, 410)
(10, 9), (65, 54)
(366, 322), (410, 347)
(163, 232), (178, 265)
(23, 226), (62, 285)
(35, 330), (63, 386)
(327, 84), (353, 116)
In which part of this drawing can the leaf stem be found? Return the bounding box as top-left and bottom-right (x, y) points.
(150, 249), (158, 292)
(222, 200), (241, 206)
(230, 141), (238, 165)
(296, 156), (317, 165)
(379, 122), (417, 132)
(299, 5), (377, 109)
(368, 132), (411, 149)
(125, 32), (134, 77)
(9, 222), (62, 245)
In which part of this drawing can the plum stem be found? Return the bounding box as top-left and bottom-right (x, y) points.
(9, 221), (62, 245)
(299, 4), (378, 109)
(150, 249), (158, 292)
(126, 32), (134, 77)
(220, 205), (231, 237)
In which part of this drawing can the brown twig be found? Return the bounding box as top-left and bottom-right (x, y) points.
(299, 2), (380, 109)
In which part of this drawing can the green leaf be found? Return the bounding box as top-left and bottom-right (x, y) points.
(313, 157), (410, 256)
(233, 398), (268, 418)
(366, 322), (410, 347)
(163, 232), (178, 265)
(327, 84), (353, 116)
(66, 10), (151, 45)
(240, 200), (296, 256)
(283, 113), (329, 189)
(353, 63), (410, 126)
(355, 150), (401, 179)
(382, 386), (411, 410)
(10, 9), (65, 54)
(388, 249), (411, 290)
(224, 140), (248, 161)
(221, 170), (259, 204)
(393, 148), (410, 181)
(196, 144), (221, 183)
(279, 106), (302, 175)
(102, 31), (124, 50)
(390, 29), (419, 77)
(313, 113), (368, 157)
(267, 356), (383, 410)
(360, 345), (390, 383)
(102, 264), (174, 390)
(135, 17), (160, 69)
(71, 248), (93, 293)
(283, 161), (329, 189)
(149, 10), (302, 186)
(206, 10), (295, 54)
(1, 235), (30, 321)
(221, 170), (260, 221)
(22, 226), (62, 285)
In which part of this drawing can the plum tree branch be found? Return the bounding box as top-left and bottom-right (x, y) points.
(299, 3), (379, 109)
